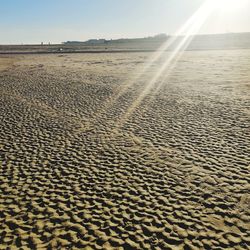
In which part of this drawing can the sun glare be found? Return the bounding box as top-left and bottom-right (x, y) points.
(210, 0), (248, 12)
(109, 0), (249, 129)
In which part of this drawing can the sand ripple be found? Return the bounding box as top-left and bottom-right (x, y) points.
(0, 51), (249, 249)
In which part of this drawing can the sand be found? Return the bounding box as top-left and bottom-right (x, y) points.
(0, 50), (249, 249)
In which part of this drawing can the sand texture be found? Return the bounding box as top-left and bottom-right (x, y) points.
(0, 51), (250, 249)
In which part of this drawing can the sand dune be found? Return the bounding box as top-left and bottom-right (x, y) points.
(0, 50), (249, 249)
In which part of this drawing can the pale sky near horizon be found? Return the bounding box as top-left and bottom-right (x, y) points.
(1, 0), (250, 44)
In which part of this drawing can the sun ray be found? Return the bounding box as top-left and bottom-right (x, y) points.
(88, 0), (214, 126)
(114, 0), (217, 130)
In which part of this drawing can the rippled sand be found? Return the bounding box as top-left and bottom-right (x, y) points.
(0, 50), (249, 249)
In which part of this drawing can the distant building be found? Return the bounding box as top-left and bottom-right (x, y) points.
(85, 39), (107, 45)
(62, 34), (169, 45)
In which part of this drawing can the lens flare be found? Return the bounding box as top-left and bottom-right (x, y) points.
(114, 0), (216, 130)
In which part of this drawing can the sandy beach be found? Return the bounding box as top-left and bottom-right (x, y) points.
(0, 50), (249, 249)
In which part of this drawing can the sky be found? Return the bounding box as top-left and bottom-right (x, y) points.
(0, 0), (250, 44)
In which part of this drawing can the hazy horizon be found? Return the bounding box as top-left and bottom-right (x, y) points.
(1, 31), (250, 46)
(1, 0), (250, 44)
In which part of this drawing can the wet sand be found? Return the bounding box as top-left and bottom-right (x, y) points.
(0, 50), (249, 249)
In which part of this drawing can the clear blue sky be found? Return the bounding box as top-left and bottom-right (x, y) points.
(1, 0), (250, 44)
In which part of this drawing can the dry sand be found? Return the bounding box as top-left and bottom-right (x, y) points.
(0, 50), (249, 249)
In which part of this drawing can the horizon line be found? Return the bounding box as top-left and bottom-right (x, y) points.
(0, 31), (250, 46)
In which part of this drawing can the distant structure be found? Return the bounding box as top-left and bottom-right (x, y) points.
(61, 33), (250, 51)
(86, 39), (107, 45)
(63, 34), (169, 45)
